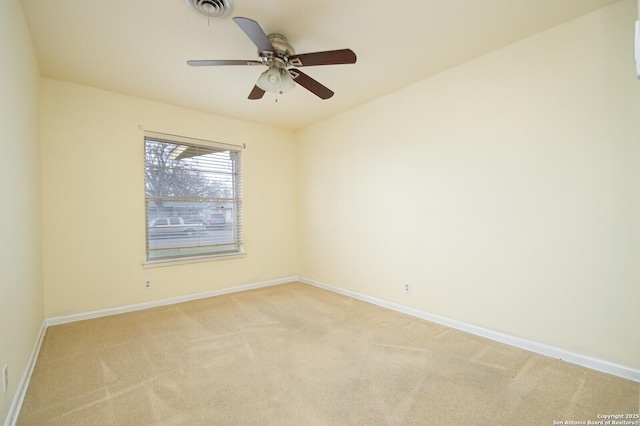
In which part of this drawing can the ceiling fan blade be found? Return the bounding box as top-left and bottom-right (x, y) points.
(291, 70), (334, 99)
(187, 60), (262, 67)
(248, 85), (265, 100)
(289, 49), (357, 67)
(233, 17), (275, 53)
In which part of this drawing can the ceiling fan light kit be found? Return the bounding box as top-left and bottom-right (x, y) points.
(257, 64), (296, 94)
(187, 17), (357, 100)
(184, 0), (233, 18)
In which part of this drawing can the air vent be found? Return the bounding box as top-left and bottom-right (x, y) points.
(184, 0), (233, 18)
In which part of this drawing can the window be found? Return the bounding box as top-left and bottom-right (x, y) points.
(144, 131), (243, 263)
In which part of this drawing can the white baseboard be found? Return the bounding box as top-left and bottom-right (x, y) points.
(4, 321), (47, 426)
(299, 277), (640, 383)
(46, 276), (297, 327)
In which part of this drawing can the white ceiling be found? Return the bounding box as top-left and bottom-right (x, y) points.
(20, 0), (619, 130)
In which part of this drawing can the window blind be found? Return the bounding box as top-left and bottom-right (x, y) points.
(144, 131), (243, 262)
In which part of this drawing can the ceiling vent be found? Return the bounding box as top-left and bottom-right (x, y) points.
(184, 0), (233, 18)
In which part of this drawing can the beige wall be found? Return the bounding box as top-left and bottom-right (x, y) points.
(298, 0), (640, 369)
(40, 79), (298, 317)
(0, 0), (43, 421)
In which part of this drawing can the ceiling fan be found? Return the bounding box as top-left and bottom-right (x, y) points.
(187, 17), (357, 100)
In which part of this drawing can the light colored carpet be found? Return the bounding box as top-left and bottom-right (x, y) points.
(17, 282), (638, 425)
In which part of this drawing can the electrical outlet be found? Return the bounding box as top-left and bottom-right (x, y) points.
(2, 364), (8, 393)
(144, 279), (152, 290)
(403, 283), (412, 295)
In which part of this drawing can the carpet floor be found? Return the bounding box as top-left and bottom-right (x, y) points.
(17, 282), (639, 425)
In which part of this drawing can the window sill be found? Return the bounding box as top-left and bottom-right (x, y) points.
(143, 252), (246, 268)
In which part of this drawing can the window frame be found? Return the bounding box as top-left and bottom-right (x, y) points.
(142, 131), (244, 267)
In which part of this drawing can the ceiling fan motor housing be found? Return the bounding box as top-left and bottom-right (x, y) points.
(184, 0), (233, 18)
(267, 33), (295, 58)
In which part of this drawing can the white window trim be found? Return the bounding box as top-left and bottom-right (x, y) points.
(144, 131), (241, 152)
(143, 252), (246, 268)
